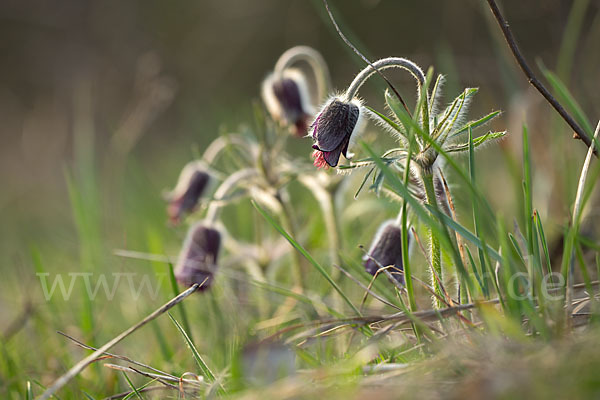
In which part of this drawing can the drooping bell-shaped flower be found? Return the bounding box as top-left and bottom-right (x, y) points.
(363, 220), (412, 285)
(166, 161), (210, 224)
(262, 69), (315, 137)
(174, 223), (221, 291)
(311, 97), (365, 168)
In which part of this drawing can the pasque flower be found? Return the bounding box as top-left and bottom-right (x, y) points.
(174, 222), (221, 290)
(262, 69), (314, 137)
(363, 220), (412, 285)
(311, 97), (364, 168)
(166, 161), (210, 224)
(261, 46), (329, 137)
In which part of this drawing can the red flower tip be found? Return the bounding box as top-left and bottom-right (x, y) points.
(312, 150), (329, 169)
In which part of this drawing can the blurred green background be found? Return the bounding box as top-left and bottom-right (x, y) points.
(1, 0), (600, 397)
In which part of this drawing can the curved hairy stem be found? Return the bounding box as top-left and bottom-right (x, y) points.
(345, 57), (425, 101)
(202, 134), (257, 165)
(274, 45), (331, 104)
(274, 190), (304, 292)
(298, 175), (341, 271)
(205, 168), (258, 224)
(421, 171), (444, 309)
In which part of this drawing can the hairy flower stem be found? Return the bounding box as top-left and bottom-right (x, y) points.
(275, 190), (304, 292)
(421, 171), (443, 309)
(274, 45), (330, 104)
(344, 57), (425, 101)
(298, 175), (340, 271)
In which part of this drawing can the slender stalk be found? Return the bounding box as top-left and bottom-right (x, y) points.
(275, 190), (304, 291)
(273, 45), (331, 103)
(205, 168), (257, 224)
(421, 171), (443, 309)
(484, 0), (595, 155)
(398, 167), (417, 313)
(345, 57), (425, 101)
(202, 134), (257, 165)
(298, 175), (340, 270)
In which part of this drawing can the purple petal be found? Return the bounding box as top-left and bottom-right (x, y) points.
(314, 99), (359, 152)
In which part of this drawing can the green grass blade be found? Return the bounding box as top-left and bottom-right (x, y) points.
(557, 0), (591, 81)
(252, 200), (361, 315)
(167, 313), (221, 389)
(26, 381), (34, 400)
(426, 206), (502, 263)
(539, 65), (594, 136)
(365, 106), (404, 135)
(361, 143), (473, 291)
(120, 372), (143, 400)
(168, 263), (194, 344)
(122, 379), (159, 400)
(534, 211), (553, 280)
(469, 128), (489, 297)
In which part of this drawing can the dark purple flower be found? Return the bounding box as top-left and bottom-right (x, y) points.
(262, 70), (314, 137)
(174, 223), (221, 291)
(311, 98), (363, 168)
(363, 220), (411, 285)
(166, 162), (210, 224)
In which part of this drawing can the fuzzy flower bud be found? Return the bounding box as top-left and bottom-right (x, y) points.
(174, 223), (221, 291)
(166, 161), (210, 224)
(311, 97), (365, 168)
(261, 69), (314, 137)
(363, 220), (412, 285)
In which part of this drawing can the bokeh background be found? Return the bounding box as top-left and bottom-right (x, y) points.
(1, 0), (600, 395)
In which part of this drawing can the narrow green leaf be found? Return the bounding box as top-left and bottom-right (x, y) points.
(539, 64), (594, 136)
(168, 263), (193, 344)
(464, 246), (484, 293)
(122, 379), (159, 400)
(427, 206), (502, 263)
(26, 381), (34, 400)
(355, 167), (375, 199)
(120, 372), (143, 400)
(168, 313), (220, 389)
(252, 201), (361, 315)
(362, 143), (474, 291)
(469, 128), (489, 297)
(452, 110), (502, 137)
(365, 106), (405, 135)
(534, 211), (553, 280)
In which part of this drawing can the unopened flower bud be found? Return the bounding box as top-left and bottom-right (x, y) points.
(166, 161), (210, 224)
(311, 97), (365, 168)
(363, 220), (412, 285)
(174, 223), (221, 291)
(261, 69), (314, 137)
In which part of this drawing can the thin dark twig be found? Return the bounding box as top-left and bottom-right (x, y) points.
(322, 0), (412, 116)
(484, 0), (595, 155)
